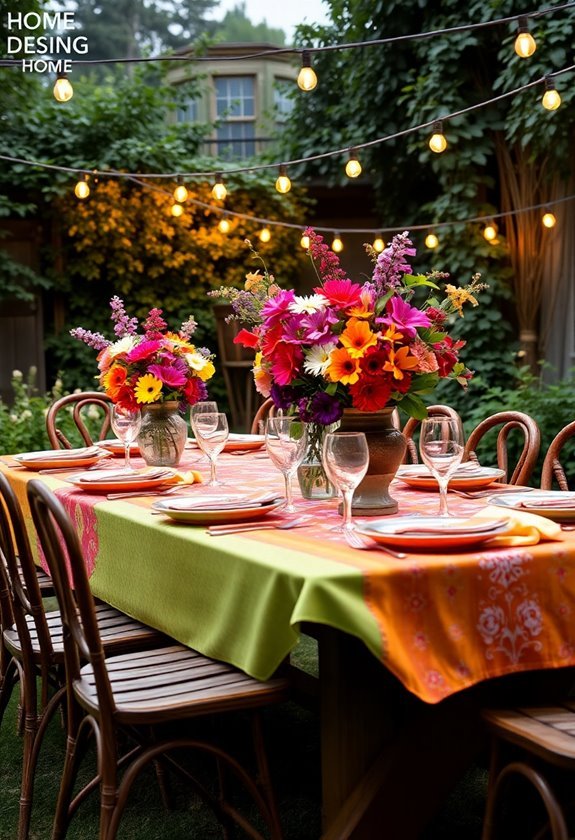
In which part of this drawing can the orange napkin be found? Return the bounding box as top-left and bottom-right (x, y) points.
(471, 504), (563, 547)
(164, 469), (204, 486)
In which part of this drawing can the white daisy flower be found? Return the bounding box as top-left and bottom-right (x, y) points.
(184, 351), (208, 372)
(303, 342), (338, 376)
(109, 336), (136, 358)
(288, 294), (330, 315)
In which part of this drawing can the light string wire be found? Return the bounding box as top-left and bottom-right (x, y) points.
(0, 64), (572, 182)
(0, 1), (573, 66)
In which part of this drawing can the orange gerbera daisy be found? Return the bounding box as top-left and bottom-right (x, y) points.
(101, 363), (127, 399)
(382, 346), (419, 380)
(339, 318), (378, 359)
(381, 324), (405, 345)
(325, 347), (361, 385)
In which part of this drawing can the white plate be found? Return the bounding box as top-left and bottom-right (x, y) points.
(489, 491), (575, 522)
(13, 447), (111, 470)
(357, 516), (510, 550)
(99, 439), (141, 456)
(151, 495), (284, 524)
(186, 434), (266, 453)
(396, 464), (506, 491)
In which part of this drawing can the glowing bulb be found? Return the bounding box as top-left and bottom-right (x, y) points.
(331, 234), (343, 253)
(542, 211), (556, 228)
(173, 183), (188, 203)
(345, 151), (362, 178)
(297, 50), (317, 91)
(372, 236), (384, 253)
(514, 17), (536, 58)
(429, 121), (447, 154)
(74, 178), (90, 199)
(53, 74), (73, 102)
(542, 78), (561, 111)
(483, 222), (498, 242)
(259, 227), (271, 243)
(425, 232), (439, 249)
(170, 202), (184, 217)
(300, 234), (310, 249)
(218, 217), (231, 233)
(212, 175), (227, 201)
(275, 165), (291, 194)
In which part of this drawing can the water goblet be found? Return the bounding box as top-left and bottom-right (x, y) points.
(265, 417), (308, 513)
(419, 416), (465, 516)
(190, 401), (218, 419)
(191, 411), (229, 486)
(321, 432), (369, 532)
(110, 404), (142, 471)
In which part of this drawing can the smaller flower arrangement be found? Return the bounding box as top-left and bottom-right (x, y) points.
(70, 297), (215, 410)
(211, 229), (485, 423)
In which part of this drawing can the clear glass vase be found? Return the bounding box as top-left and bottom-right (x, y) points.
(297, 422), (338, 500)
(137, 402), (188, 467)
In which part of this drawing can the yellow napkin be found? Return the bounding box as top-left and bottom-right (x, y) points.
(164, 469), (204, 486)
(472, 504), (563, 547)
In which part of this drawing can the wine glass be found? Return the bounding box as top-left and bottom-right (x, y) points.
(322, 433), (369, 532)
(265, 417), (308, 513)
(110, 404), (142, 471)
(191, 411), (229, 486)
(190, 400), (218, 419)
(419, 416), (465, 516)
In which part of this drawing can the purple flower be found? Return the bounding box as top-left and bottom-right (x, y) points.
(261, 289), (295, 326)
(270, 383), (298, 410)
(309, 391), (343, 425)
(69, 327), (110, 351)
(300, 308), (339, 344)
(372, 231), (417, 295)
(179, 315), (197, 340)
(378, 295), (431, 338)
(109, 296), (138, 338)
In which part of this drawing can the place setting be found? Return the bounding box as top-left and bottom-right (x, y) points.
(151, 491), (286, 525)
(488, 490), (575, 522)
(9, 445), (112, 472)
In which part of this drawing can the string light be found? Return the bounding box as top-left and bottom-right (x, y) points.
(542, 210), (557, 228)
(483, 221), (498, 242)
(211, 174), (227, 201)
(429, 121), (447, 154)
(300, 233), (310, 249)
(542, 76), (561, 111)
(425, 231), (439, 249)
(372, 235), (385, 252)
(53, 73), (73, 102)
(345, 149), (362, 178)
(173, 177), (189, 203)
(331, 232), (343, 252)
(74, 175), (90, 199)
(514, 16), (537, 58)
(218, 215), (231, 233)
(297, 50), (318, 92)
(275, 165), (292, 194)
(259, 226), (271, 243)
(170, 202), (184, 217)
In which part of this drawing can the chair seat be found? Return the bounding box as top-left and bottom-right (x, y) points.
(75, 645), (290, 723)
(3, 604), (165, 660)
(483, 703), (575, 767)
(16, 560), (54, 596)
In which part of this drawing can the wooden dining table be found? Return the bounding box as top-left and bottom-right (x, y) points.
(3, 444), (575, 839)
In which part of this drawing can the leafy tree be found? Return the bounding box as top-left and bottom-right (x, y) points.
(214, 2), (285, 46)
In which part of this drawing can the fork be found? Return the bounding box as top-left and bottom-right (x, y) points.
(450, 486), (534, 499)
(343, 528), (407, 559)
(207, 515), (313, 536)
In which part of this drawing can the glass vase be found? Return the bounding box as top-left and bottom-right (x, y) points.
(297, 422), (338, 500)
(137, 401), (188, 467)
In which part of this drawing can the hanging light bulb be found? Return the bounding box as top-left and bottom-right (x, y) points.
(170, 202), (184, 218)
(331, 233), (343, 253)
(297, 50), (318, 92)
(218, 215), (231, 233)
(514, 16), (536, 58)
(275, 165), (292, 194)
(372, 235), (385, 253)
(483, 221), (498, 242)
(259, 227), (271, 243)
(300, 233), (310, 249)
(211, 174), (227, 201)
(74, 175), (90, 199)
(53, 73), (73, 102)
(542, 76), (561, 111)
(345, 149), (362, 179)
(542, 210), (557, 228)
(425, 231), (439, 249)
(429, 121), (447, 154)
(173, 177), (189, 203)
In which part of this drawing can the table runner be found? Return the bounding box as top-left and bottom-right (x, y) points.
(3, 450), (575, 703)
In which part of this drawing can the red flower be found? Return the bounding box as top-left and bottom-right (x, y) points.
(261, 322), (284, 356)
(360, 347), (389, 376)
(315, 279), (363, 311)
(233, 328), (260, 349)
(434, 336), (465, 376)
(349, 376), (393, 411)
(270, 341), (304, 386)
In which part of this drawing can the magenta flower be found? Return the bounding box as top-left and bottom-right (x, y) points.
(143, 308), (167, 339)
(148, 364), (187, 388)
(261, 289), (296, 326)
(300, 308), (339, 344)
(127, 339), (162, 362)
(378, 295), (431, 338)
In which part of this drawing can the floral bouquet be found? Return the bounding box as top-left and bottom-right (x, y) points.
(70, 296), (215, 410)
(212, 229), (485, 427)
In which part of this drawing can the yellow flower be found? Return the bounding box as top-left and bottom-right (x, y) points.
(244, 271), (265, 291)
(339, 318), (378, 358)
(195, 360), (215, 381)
(134, 374), (163, 403)
(445, 284), (479, 317)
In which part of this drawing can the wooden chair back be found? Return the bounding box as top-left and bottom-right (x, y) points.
(540, 420), (575, 490)
(250, 398), (276, 434)
(402, 404), (463, 464)
(46, 391), (112, 449)
(464, 410), (541, 486)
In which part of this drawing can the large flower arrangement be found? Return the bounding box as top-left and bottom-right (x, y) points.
(213, 229), (485, 423)
(70, 297), (215, 410)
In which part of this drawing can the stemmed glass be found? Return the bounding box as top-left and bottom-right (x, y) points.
(190, 401), (218, 420)
(265, 417), (308, 513)
(191, 411), (229, 486)
(322, 432), (369, 532)
(419, 416), (465, 516)
(110, 404), (142, 471)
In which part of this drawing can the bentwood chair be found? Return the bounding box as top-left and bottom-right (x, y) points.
(0, 473), (167, 840)
(540, 420), (575, 490)
(402, 404), (463, 464)
(46, 391), (112, 449)
(250, 398), (276, 435)
(463, 410), (541, 486)
(27, 479), (290, 840)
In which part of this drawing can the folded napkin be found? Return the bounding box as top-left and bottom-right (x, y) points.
(471, 504), (563, 547)
(17, 446), (102, 461)
(515, 494), (575, 509)
(74, 467), (174, 483)
(162, 469), (203, 486)
(161, 493), (280, 512)
(381, 517), (507, 536)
